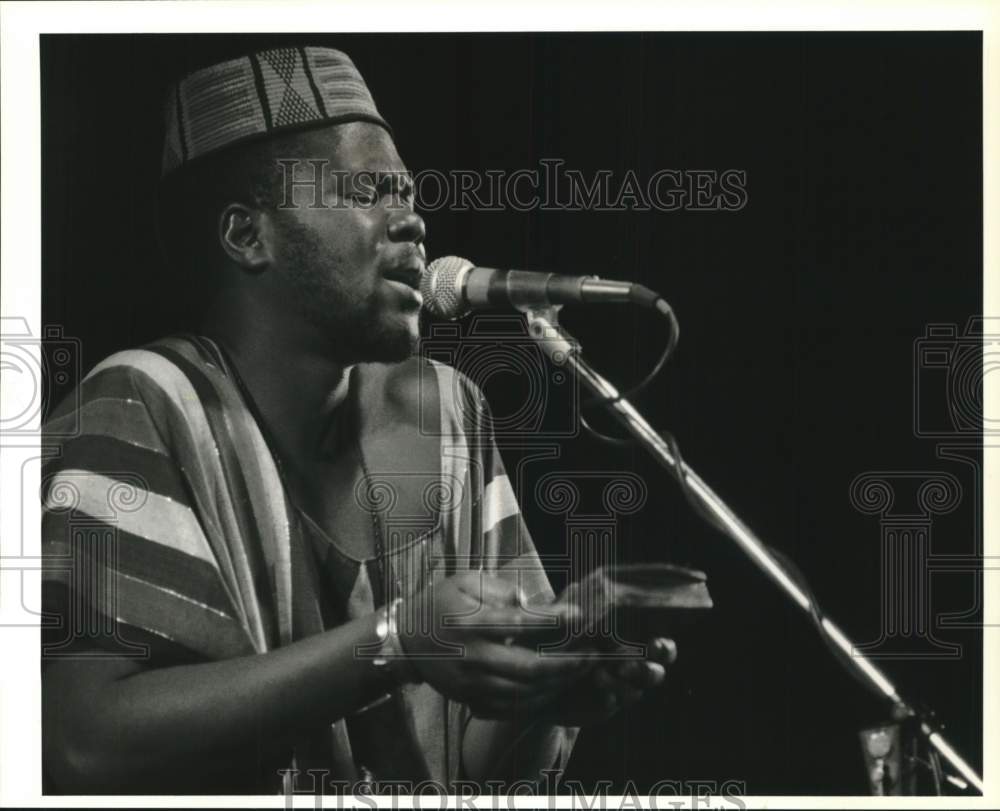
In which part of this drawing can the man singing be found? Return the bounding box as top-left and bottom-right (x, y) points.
(40, 45), (676, 795)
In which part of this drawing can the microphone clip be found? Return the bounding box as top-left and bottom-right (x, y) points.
(524, 306), (579, 369)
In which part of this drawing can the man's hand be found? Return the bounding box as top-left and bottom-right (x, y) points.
(538, 637), (678, 727)
(398, 572), (589, 718)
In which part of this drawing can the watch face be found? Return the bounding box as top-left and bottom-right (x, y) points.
(375, 608), (391, 643)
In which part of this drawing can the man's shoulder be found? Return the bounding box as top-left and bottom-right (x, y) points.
(71, 335), (203, 381)
(45, 335), (220, 427)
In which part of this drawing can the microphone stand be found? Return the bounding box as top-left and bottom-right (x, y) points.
(522, 305), (984, 795)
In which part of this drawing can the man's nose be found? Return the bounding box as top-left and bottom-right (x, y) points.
(387, 209), (426, 246)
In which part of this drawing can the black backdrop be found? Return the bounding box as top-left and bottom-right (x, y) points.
(41, 32), (983, 794)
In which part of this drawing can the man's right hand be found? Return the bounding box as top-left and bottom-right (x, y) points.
(397, 572), (591, 719)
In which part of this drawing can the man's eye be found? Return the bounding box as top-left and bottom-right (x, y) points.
(349, 181), (377, 203)
(347, 174), (413, 206)
(381, 177), (412, 201)
(384, 174), (416, 202)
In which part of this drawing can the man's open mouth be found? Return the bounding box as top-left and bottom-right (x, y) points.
(382, 266), (423, 290)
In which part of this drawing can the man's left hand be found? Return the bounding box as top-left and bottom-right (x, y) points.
(540, 637), (678, 727)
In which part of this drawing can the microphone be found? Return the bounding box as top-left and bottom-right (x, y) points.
(420, 256), (663, 320)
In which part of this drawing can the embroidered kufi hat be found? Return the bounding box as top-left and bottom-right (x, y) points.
(161, 46), (390, 177)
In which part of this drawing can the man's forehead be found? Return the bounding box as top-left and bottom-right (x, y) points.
(293, 122), (406, 174)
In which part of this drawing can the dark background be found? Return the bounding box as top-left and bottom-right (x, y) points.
(41, 33), (983, 794)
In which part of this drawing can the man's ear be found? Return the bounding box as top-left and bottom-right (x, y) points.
(218, 203), (273, 272)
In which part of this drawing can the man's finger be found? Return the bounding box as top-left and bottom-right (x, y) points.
(455, 573), (522, 607)
(648, 637), (678, 666)
(445, 602), (579, 639)
(591, 666), (654, 713)
(468, 641), (594, 682)
(463, 670), (565, 702)
(615, 658), (667, 687)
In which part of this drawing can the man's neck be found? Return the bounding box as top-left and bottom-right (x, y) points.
(202, 307), (355, 467)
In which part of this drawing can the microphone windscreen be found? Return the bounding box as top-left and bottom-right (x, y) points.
(422, 256), (474, 319)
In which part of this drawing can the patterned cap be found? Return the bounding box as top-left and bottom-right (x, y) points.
(161, 46), (391, 177)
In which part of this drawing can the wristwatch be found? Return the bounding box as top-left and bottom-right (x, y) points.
(372, 597), (423, 685)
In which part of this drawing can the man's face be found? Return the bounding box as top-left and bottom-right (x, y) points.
(266, 121), (426, 364)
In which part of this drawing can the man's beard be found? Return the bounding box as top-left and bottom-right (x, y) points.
(278, 220), (418, 364)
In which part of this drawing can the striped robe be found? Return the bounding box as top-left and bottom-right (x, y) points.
(41, 334), (573, 792)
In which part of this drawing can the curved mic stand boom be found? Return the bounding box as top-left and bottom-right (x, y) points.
(522, 305), (984, 795)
